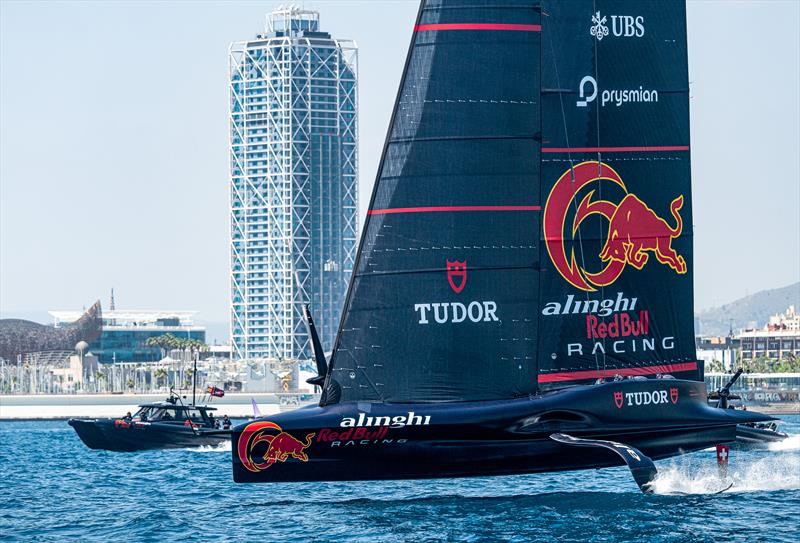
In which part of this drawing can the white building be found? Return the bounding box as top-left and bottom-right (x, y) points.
(738, 306), (800, 361)
(49, 310), (205, 363)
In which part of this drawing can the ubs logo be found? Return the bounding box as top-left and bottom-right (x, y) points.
(590, 12), (644, 41)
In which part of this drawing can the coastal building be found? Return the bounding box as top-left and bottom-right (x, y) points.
(49, 310), (205, 363)
(737, 306), (800, 361)
(696, 335), (738, 372)
(228, 6), (358, 360)
(50, 341), (99, 392)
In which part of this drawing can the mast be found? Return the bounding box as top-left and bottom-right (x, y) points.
(192, 353), (197, 406)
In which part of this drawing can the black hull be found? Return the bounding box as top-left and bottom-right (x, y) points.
(231, 379), (773, 483)
(69, 419), (227, 452)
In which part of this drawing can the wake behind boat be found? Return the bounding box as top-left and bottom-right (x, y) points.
(230, 0), (780, 492)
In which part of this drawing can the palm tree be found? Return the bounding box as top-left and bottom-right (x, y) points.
(146, 333), (198, 360)
(94, 371), (107, 393)
(154, 368), (168, 389)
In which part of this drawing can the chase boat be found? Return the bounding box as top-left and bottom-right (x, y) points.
(70, 392), (228, 452)
(230, 0), (779, 492)
(708, 369), (789, 446)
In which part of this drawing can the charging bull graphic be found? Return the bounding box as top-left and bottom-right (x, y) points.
(237, 420), (314, 473)
(544, 161), (687, 292)
(600, 193), (686, 273)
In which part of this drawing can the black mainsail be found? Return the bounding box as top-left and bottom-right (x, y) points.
(326, 0), (696, 404)
(326, 0), (543, 403)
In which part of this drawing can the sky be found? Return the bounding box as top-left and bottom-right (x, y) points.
(1, 0), (798, 328)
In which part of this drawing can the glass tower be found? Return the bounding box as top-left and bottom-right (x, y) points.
(229, 7), (358, 360)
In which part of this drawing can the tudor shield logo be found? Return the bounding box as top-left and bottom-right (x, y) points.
(616, 389), (677, 408)
(414, 259), (499, 324)
(446, 260), (467, 294)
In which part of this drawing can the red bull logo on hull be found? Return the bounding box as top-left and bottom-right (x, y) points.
(237, 421), (314, 473)
(543, 161), (687, 292)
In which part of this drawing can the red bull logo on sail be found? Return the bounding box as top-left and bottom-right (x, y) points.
(543, 161), (687, 292)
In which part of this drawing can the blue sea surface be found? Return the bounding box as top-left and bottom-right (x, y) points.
(1, 416), (798, 542)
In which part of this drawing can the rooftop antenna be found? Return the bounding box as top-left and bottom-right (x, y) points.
(110, 288), (116, 311)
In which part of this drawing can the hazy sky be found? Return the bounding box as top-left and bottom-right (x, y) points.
(1, 0), (798, 326)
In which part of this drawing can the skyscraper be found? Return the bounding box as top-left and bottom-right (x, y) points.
(228, 7), (358, 360)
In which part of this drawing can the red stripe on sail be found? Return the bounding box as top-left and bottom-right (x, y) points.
(414, 23), (542, 32)
(538, 362), (699, 383)
(541, 146), (690, 153)
(368, 205), (541, 215)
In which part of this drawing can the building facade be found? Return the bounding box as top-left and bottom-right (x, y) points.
(49, 310), (205, 363)
(228, 7), (358, 360)
(696, 335), (738, 372)
(738, 306), (800, 361)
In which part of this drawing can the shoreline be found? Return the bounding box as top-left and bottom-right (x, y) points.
(0, 392), (317, 420)
(1, 394), (796, 420)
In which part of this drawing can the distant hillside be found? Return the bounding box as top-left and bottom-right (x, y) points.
(695, 282), (800, 336)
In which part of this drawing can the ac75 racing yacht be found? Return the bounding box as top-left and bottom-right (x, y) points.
(230, 0), (776, 492)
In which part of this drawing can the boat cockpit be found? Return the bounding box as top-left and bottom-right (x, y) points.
(131, 403), (218, 427)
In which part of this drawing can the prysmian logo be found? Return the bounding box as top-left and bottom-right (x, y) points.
(577, 76), (658, 108)
(590, 12), (644, 41)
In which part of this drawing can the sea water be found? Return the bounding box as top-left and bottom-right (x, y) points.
(1, 416), (798, 542)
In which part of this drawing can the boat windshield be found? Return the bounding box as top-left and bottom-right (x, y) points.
(131, 406), (208, 423)
(132, 407), (175, 422)
(150, 408), (171, 421)
(184, 408), (207, 422)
